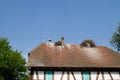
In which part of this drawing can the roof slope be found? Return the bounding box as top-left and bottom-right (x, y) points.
(27, 43), (120, 68)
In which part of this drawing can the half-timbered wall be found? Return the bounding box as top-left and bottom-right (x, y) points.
(30, 70), (120, 80)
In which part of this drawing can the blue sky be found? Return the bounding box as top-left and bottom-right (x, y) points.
(0, 0), (120, 59)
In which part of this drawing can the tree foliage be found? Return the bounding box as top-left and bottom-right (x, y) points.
(0, 37), (29, 80)
(110, 24), (120, 52)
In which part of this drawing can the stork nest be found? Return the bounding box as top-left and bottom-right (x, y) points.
(54, 41), (62, 46)
(80, 39), (96, 48)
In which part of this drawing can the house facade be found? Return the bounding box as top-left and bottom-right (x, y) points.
(29, 70), (120, 80)
(28, 37), (120, 80)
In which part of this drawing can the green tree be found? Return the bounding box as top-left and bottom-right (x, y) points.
(0, 37), (29, 80)
(110, 24), (120, 52)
